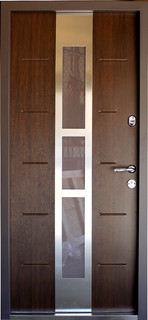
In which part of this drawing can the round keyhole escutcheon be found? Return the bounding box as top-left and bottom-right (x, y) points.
(128, 115), (136, 127)
(127, 179), (136, 189)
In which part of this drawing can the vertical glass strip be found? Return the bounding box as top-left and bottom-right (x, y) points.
(55, 14), (92, 312)
(62, 137), (85, 189)
(63, 47), (85, 128)
(62, 198), (85, 278)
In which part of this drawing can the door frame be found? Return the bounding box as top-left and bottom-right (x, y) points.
(1, 1), (147, 320)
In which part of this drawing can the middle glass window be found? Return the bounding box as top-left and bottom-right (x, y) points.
(62, 137), (85, 189)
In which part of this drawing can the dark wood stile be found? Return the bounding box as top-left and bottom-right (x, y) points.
(93, 12), (138, 313)
(10, 12), (56, 311)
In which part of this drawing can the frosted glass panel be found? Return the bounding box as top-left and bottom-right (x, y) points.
(62, 137), (85, 189)
(62, 47), (85, 128)
(62, 198), (85, 278)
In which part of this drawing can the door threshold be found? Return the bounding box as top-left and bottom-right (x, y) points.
(10, 313), (138, 320)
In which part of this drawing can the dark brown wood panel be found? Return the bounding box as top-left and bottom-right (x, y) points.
(93, 265), (136, 313)
(20, 113), (54, 162)
(93, 13), (138, 313)
(94, 216), (128, 263)
(10, 12), (55, 312)
(11, 13), (55, 112)
(11, 266), (54, 311)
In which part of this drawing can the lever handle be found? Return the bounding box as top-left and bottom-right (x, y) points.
(114, 165), (136, 173)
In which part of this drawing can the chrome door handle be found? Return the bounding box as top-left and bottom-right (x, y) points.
(114, 165), (136, 173)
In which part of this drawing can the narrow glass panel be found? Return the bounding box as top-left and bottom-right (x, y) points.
(62, 137), (85, 189)
(62, 47), (85, 128)
(56, 14), (92, 311)
(62, 198), (85, 278)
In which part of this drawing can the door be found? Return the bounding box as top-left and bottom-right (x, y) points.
(10, 11), (138, 315)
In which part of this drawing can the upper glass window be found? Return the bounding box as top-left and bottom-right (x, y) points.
(62, 47), (86, 128)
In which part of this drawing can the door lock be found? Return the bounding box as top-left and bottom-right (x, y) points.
(128, 115), (136, 127)
(127, 179), (136, 189)
(114, 165), (136, 173)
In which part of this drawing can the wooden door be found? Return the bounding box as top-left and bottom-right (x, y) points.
(93, 12), (138, 313)
(10, 11), (138, 314)
(10, 12), (55, 312)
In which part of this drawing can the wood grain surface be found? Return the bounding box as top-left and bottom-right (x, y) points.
(10, 12), (55, 312)
(92, 12), (139, 313)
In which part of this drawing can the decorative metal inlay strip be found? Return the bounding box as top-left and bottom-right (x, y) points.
(22, 162), (48, 165)
(21, 58), (49, 61)
(98, 213), (127, 216)
(21, 212), (49, 216)
(98, 263), (127, 267)
(21, 110), (49, 113)
(99, 161), (117, 165)
(99, 110), (118, 113)
(99, 58), (127, 62)
(21, 264), (50, 267)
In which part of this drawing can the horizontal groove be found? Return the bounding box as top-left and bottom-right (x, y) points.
(99, 58), (127, 62)
(99, 212), (127, 216)
(21, 58), (49, 61)
(21, 263), (50, 267)
(21, 212), (49, 216)
(22, 162), (48, 165)
(99, 110), (117, 113)
(97, 263), (127, 267)
(21, 110), (49, 113)
(99, 161), (117, 165)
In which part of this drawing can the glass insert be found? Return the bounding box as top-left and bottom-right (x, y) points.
(62, 137), (85, 189)
(62, 47), (85, 128)
(62, 197), (85, 278)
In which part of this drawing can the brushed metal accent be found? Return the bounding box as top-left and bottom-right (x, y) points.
(55, 13), (92, 312)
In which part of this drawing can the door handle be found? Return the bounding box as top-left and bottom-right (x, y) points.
(114, 165), (136, 173)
